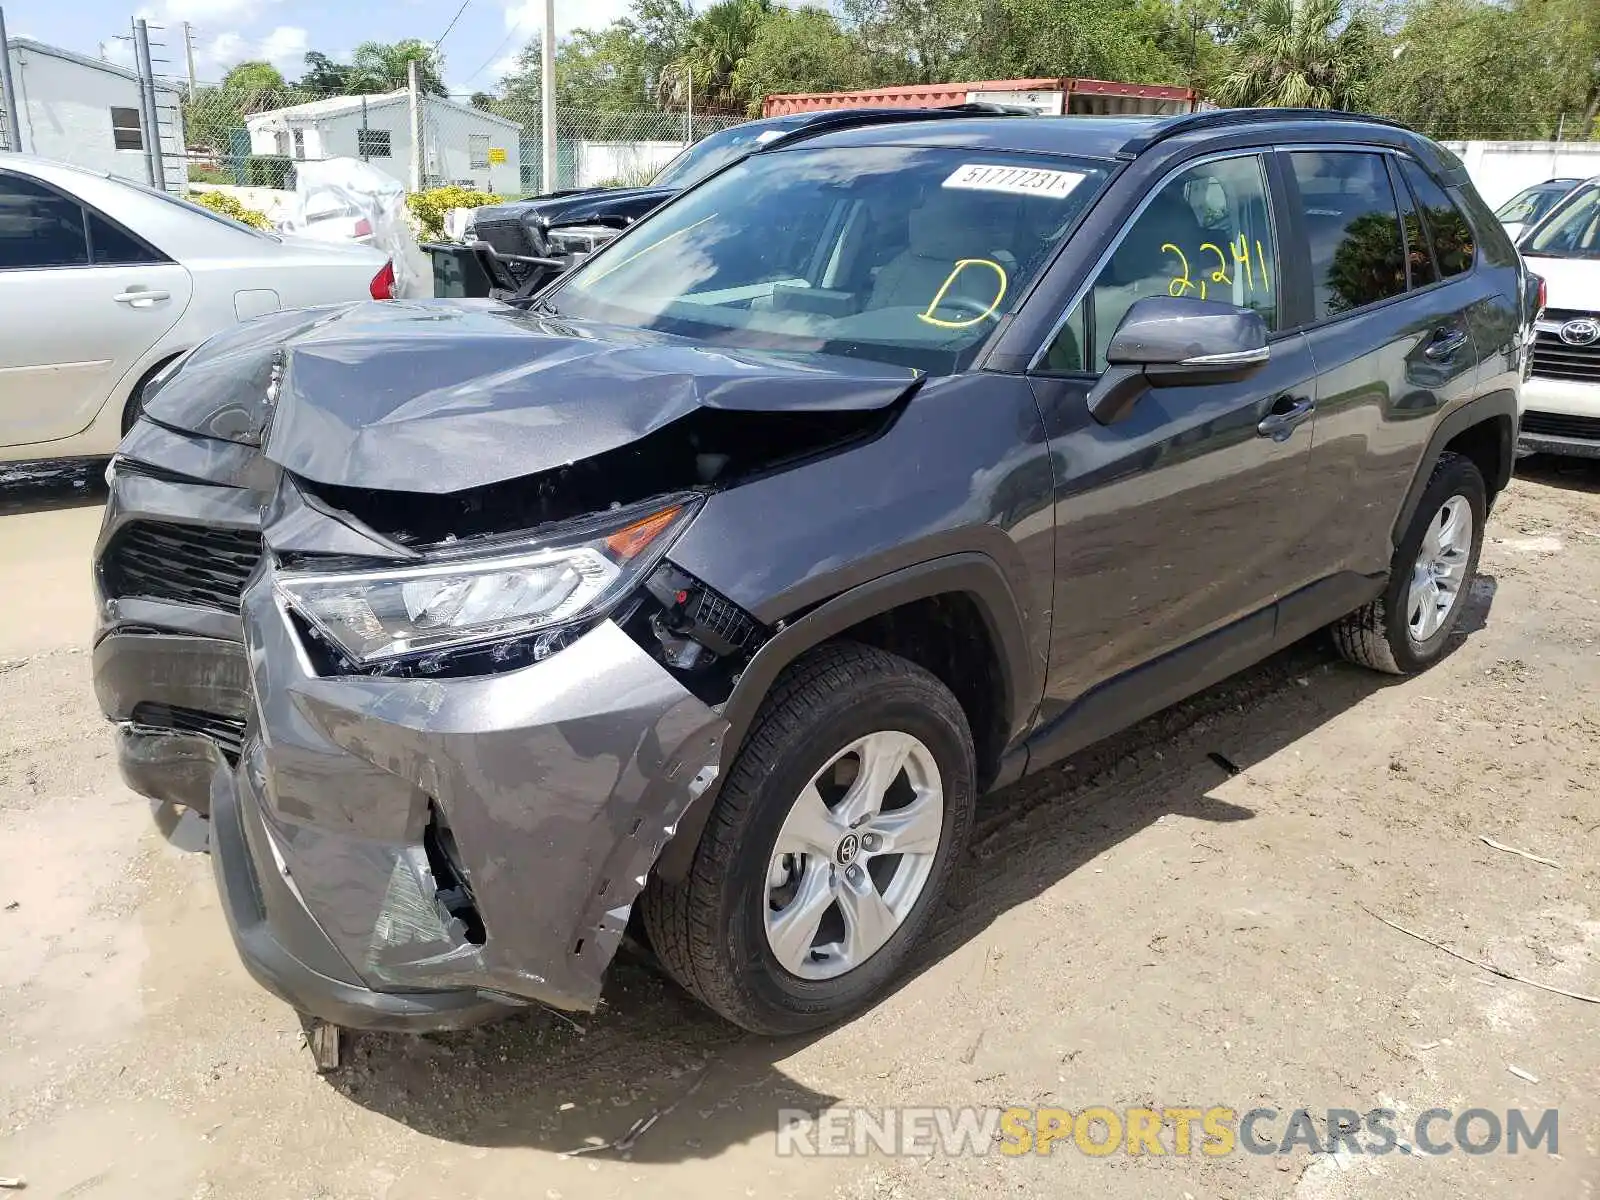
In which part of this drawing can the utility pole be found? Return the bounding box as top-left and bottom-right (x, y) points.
(133, 19), (163, 187)
(408, 58), (424, 190)
(181, 21), (197, 100)
(540, 0), (555, 192)
(0, 5), (21, 153)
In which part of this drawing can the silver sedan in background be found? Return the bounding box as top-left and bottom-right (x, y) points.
(0, 155), (394, 466)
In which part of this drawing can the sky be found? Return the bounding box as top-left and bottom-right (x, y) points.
(0, 0), (634, 94)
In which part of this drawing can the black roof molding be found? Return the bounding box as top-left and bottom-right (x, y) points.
(1117, 108), (1416, 159)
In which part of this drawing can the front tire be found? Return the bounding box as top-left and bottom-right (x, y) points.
(1333, 451), (1486, 674)
(642, 642), (975, 1035)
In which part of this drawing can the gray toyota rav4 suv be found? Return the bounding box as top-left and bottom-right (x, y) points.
(93, 108), (1526, 1045)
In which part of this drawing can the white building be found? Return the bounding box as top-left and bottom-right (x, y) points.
(2, 38), (185, 190)
(246, 91), (523, 194)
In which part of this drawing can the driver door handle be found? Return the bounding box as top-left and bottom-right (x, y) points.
(1423, 327), (1468, 362)
(1257, 394), (1315, 441)
(113, 289), (171, 307)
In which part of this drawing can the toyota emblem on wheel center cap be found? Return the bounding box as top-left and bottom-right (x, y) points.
(1559, 318), (1600, 346)
(835, 833), (860, 865)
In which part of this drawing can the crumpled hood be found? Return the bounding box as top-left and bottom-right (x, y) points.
(474, 185), (676, 233)
(140, 299), (920, 493)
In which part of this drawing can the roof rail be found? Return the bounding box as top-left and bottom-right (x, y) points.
(756, 105), (1023, 154)
(1117, 107), (1415, 158)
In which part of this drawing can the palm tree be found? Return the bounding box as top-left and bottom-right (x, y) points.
(1214, 0), (1380, 110)
(667, 0), (770, 113)
(347, 40), (448, 96)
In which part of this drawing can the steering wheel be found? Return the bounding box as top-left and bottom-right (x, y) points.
(922, 295), (1000, 326)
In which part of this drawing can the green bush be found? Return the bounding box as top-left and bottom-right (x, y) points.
(406, 185), (503, 242)
(192, 189), (273, 230)
(187, 164), (231, 185)
(241, 154), (294, 190)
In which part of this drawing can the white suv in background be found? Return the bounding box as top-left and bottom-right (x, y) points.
(1517, 177), (1600, 458)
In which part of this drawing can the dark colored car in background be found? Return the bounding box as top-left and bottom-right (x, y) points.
(440, 106), (1027, 299)
(94, 107), (1526, 1053)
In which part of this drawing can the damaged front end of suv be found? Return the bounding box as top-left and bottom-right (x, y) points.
(93, 300), (920, 1029)
(93, 121), (1112, 1037)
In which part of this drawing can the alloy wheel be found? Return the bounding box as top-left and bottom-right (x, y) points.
(763, 730), (945, 980)
(1408, 494), (1473, 643)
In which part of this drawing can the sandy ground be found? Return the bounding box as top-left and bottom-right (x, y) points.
(1, 459), (1597, 1199)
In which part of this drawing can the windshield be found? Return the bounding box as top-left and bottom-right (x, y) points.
(1495, 183), (1573, 226)
(551, 145), (1113, 373)
(649, 123), (791, 190)
(1525, 182), (1600, 258)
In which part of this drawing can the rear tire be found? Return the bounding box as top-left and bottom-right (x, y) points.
(642, 642), (975, 1035)
(121, 354), (181, 435)
(1333, 451), (1485, 674)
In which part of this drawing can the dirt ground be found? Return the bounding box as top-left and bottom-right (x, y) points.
(1, 458), (1597, 1199)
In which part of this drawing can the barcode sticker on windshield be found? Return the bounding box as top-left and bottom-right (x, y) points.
(942, 163), (1085, 199)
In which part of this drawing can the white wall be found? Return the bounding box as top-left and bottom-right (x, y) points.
(419, 102), (522, 193)
(250, 104), (417, 190)
(6, 46), (184, 188)
(1444, 140), (1600, 209)
(249, 99), (522, 194)
(575, 139), (686, 187)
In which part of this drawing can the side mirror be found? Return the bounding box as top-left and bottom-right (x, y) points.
(1087, 296), (1270, 425)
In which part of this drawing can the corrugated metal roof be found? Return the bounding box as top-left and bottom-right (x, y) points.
(765, 77), (1197, 116)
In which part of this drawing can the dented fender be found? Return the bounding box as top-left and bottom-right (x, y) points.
(652, 552), (1035, 881)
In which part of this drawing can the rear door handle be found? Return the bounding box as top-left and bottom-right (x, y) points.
(113, 289), (171, 307)
(1423, 327), (1468, 362)
(1257, 394), (1315, 441)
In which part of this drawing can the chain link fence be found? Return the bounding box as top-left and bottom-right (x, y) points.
(177, 81), (744, 202)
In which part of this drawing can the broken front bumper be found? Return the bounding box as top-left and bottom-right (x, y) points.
(210, 569), (728, 1029)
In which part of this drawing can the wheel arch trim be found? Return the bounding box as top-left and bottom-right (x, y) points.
(1391, 389), (1518, 546)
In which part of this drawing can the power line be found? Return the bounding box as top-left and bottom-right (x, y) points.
(461, 25), (520, 86)
(434, 0), (473, 50)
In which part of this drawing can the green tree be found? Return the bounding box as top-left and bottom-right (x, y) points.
(221, 61), (286, 96)
(958, 0), (1187, 84)
(184, 62), (289, 156)
(300, 50), (353, 92)
(1214, 0), (1381, 109)
(347, 39), (447, 95)
(733, 8), (874, 111)
(840, 0), (978, 84)
(1373, 0), (1598, 138)
(670, 0), (772, 113)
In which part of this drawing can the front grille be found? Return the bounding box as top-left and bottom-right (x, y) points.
(472, 217), (539, 258)
(102, 521), (262, 610)
(129, 701), (246, 762)
(1521, 411), (1600, 441)
(1530, 330), (1600, 382)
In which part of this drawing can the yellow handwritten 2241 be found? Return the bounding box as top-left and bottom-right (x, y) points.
(1162, 235), (1272, 301)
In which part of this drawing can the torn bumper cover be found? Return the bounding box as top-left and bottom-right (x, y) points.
(210, 570), (727, 1030)
(94, 300), (902, 1029)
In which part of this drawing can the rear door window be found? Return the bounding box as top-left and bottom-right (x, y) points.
(0, 173), (89, 269)
(1398, 158), (1475, 277)
(1289, 151), (1407, 319)
(1392, 162), (1438, 289)
(1042, 154), (1280, 373)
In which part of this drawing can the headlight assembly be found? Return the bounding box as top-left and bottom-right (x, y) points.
(276, 498), (695, 666)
